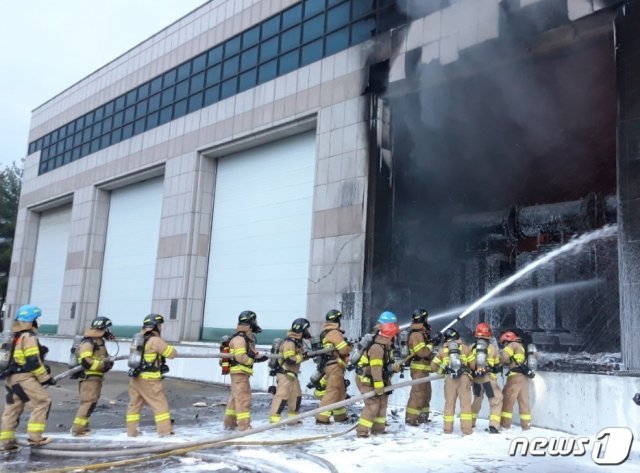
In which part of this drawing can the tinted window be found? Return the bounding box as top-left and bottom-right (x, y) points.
(282, 4), (302, 29)
(138, 82), (150, 100)
(124, 106), (135, 123)
(325, 26), (349, 55)
(175, 80), (189, 101)
(281, 27), (301, 52)
(148, 93), (161, 112)
(302, 39), (323, 65)
(279, 49), (299, 74)
(104, 101), (114, 116)
(177, 62), (191, 81)
(243, 26), (260, 48)
(161, 87), (175, 107)
(225, 36), (241, 57)
(134, 117), (146, 135)
(188, 92), (203, 112)
(121, 124), (133, 140)
(163, 68), (177, 87)
(208, 46), (222, 64)
(351, 18), (375, 44)
(241, 47), (258, 71)
(94, 107), (104, 122)
(303, 14), (324, 43)
(204, 85), (219, 106)
(206, 65), (221, 86)
(304, 0), (325, 18)
(260, 36), (279, 62)
(221, 78), (237, 99)
(191, 71), (205, 92)
(222, 56), (239, 80)
(159, 106), (172, 125)
(192, 53), (207, 72)
(150, 77), (163, 94)
(103, 116), (113, 133)
(174, 99), (187, 118)
(126, 90), (137, 106)
(100, 134), (111, 148)
(113, 111), (124, 128)
(111, 128), (122, 143)
(239, 69), (257, 91)
(136, 100), (148, 118)
(114, 96), (126, 111)
(258, 59), (277, 83)
(352, 0), (375, 19)
(262, 15), (280, 38)
(327, 2), (349, 31)
(147, 111), (159, 128)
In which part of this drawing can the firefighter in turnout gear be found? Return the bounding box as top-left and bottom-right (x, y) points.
(431, 328), (473, 435)
(499, 331), (532, 430)
(126, 314), (177, 437)
(224, 311), (268, 431)
(1, 305), (54, 450)
(405, 308), (434, 425)
(469, 322), (503, 433)
(315, 309), (351, 424)
(71, 317), (115, 436)
(356, 316), (400, 438)
(269, 318), (311, 423)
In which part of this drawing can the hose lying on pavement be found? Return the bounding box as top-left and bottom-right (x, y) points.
(31, 373), (443, 472)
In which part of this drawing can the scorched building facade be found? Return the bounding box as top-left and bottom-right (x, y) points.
(6, 0), (640, 371)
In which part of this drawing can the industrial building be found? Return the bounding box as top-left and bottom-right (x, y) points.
(6, 0), (640, 384)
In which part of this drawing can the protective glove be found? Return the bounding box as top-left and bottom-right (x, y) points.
(392, 362), (402, 373)
(41, 377), (56, 387)
(431, 332), (443, 346)
(45, 364), (51, 375)
(374, 388), (385, 397)
(40, 345), (49, 359)
(103, 359), (114, 372)
(633, 393), (640, 406)
(255, 353), (269, 363)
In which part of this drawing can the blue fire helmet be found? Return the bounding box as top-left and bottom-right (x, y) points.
(377, 311), (397, 324)
(16, 305), (42, 323)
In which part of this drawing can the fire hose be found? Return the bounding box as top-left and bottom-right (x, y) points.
(31, 373), (444, 472)
(50, 347), (335, 384)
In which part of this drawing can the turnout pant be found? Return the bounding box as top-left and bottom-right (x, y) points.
(72, 377), (103, 434)
(405, 369), (432, 424)
(355, 378), (388, 437)
(269, 373), (302, 423)
(471, 377), (503, 430)
(1, 375), (52, 445)
(126, 378), (172, 436)
(443, 375), (473, 435)
(315, 363), (347, 423)
(501, 373), (531, 429)
(224, 373), (252, 431)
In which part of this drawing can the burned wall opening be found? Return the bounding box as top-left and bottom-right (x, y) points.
(368, 7), (620, 354)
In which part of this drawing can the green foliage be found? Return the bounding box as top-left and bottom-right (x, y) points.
(0, 162), (22, 305)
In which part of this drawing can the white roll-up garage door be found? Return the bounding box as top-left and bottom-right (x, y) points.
(30, 205), (72, 331)
(98, 177), (163, 330)
(203, 131), (316, 337)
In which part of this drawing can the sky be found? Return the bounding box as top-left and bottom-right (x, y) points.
(0, 0), (206, 170)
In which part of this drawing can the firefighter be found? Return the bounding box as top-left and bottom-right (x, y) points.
(71, 316), (115, 437)
(315, 309), (351, 424)
(1, 305), (54, 450)
(499, 331), (532, 430)
(404, 308), (434, 426)
(126, 314), (177, 437)
(431, 328), (473, 435)
(355, 315), (400, 438)
(269, 318), (311, 423)
(469, 322), (503, 433)
(224, 310), (268, 431)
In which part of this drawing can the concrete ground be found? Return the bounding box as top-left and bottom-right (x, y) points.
(0, 363), (253, 472)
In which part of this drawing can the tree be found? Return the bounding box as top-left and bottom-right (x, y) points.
(0, 162), (22, 324)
